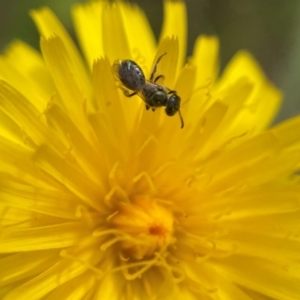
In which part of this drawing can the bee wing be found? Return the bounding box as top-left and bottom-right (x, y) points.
(112, 59), (146, 92)
(136, 90), (148, 104)
(112, 60), (123, 81)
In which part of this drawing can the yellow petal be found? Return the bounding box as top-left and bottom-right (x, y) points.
(72, 2), (104, 68)
(0, 176), (79, 219)
(216, 51), (282, 131)
(160, 0), (187, 69)
(33, 145), (106, 212)
(40, 36), (95, 140)
(216, 256), (300, 300)
(0, 250), (59, 286)
(0, 139), (35, 187)
(30, 7), (93, 105)
(0, 41), (54, 112)
(44, 272), (96, 300)
(44, 103), (108, 189)
(0, 223), (87, 252)
(3, 248), (101, 300)
(119, 2), (156, 71)
(153, 36), (179, 88)
(0, 80), (47, 146)
(192, 35), (220, 86)
(101, 2), (131, 62)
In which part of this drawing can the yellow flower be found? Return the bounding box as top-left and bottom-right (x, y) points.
(0, 1), (300, 299)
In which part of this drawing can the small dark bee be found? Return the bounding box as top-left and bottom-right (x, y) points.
(113, 53), (184, 128)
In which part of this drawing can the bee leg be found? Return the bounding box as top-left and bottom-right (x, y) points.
(178, 110), (184, 129)
(117, 85), (137, 98)
(146, 105), (150, 110)
(149, 52), (167, 82)
(167, 89), (176, 95)
(154, 74), (165, 83)
(123, 90), (137, 97)
(151, 108), (155, 112)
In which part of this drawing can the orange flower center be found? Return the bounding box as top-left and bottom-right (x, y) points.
(111, 195), (175, 260)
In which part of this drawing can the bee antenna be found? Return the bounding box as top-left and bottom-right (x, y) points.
(178, 110), (184, 129)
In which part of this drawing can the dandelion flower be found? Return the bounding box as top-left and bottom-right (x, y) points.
(1, 1), (300, 299)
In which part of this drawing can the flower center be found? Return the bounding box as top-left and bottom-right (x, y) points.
(111, 195), (174, 260)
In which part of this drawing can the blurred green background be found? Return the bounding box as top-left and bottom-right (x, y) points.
(0, 0), (299, 123)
